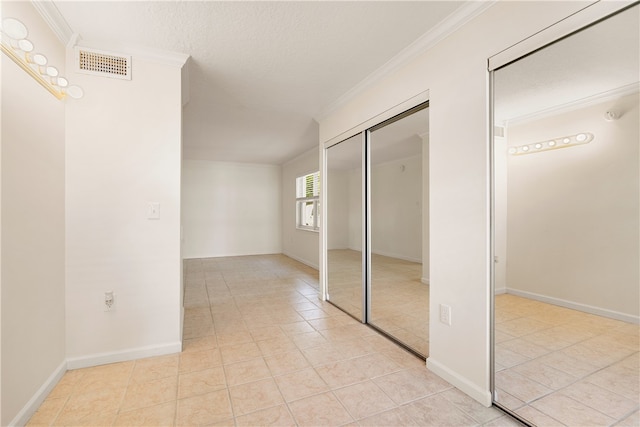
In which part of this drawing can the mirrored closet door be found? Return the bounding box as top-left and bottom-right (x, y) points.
(491, 5), (639, 425)
(368, 105), (429, 357)
(324, 101), (429, 357)
(326, 133), (364, 321)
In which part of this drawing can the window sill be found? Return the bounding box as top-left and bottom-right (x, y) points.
(296, 227), (319, 233)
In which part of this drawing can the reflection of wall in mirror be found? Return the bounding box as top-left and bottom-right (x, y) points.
(327, 168), (351, 250)
(371, 154), (423, 263)
(327, 155), (424, 262)
(504, 92), (639, 320)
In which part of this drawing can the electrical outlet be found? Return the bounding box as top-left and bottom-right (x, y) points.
(104, 291), (115, 311)
(439, 303), (451, 326)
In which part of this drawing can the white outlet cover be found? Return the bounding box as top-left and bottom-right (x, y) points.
(439, 304), (451, 326)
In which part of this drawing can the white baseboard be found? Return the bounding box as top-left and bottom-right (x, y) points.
(506, 288), (640, 324)
(421, 277), (430, 285)
(66, 341), (182, 370)
(9, 360), (67, 427)
(282, 252), (319, 270)
(426, 357), (492, 407)
(494, 287), (506, 295)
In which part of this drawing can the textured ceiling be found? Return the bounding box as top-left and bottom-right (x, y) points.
(494, 4), (639, 125)
(53, 1), (467, 164)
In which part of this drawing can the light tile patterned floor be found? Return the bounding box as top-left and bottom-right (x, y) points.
(27, 254), (518, 427)
(495, 294), (640, 426)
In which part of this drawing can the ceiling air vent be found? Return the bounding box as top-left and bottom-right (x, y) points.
(76, 47), (131, 80)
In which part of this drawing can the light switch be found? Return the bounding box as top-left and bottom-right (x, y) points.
(147, 202), (160, 219)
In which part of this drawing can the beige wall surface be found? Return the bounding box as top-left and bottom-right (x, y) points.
(1, 2), (67, 424)
(65, 55), (183, 364)
(282, 148), (320, 268)
(183, 159), (283, 259)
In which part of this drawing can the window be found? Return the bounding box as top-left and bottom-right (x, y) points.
(296, 171), (320, 231)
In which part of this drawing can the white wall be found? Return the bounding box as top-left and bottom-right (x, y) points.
(182, 160), (282, 259)
(282, 148), (320, 268)
(506, 93), (639, 320)
(371, 154), (422, 262)
(65, 55), (184, 366)
(319, 0), (594, 405)
(1, 3), (66, 424)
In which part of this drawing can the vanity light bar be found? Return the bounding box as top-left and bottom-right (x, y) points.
(508, 132), (594, 155)
(1, 17), (84, 100)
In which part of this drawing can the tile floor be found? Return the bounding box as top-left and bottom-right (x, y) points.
(495, 294), (640, 426)
(27, 254), (519, 427)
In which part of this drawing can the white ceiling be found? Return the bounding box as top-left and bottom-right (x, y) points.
(494, 4), (639, 125)
(52, 1), (471, 165)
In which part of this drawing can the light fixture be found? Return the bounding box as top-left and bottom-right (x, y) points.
(1, 17), (83, 100)
(508, 132), (594, 156)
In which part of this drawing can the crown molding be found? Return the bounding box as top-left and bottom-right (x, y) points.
(315, 1), (497, 121)
(502, 82), (640, 127)
(32, 0), (189, 68)
(31, 0), (74, 46)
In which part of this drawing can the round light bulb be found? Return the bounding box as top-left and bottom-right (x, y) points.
(32, 53), (47, 66)
(576, 133), (587, 142)
(563, 138), (570, 144)
(534, 143), (542, 149)
(2, 18), (28, 40)
(57, 77), (69, 88)
(508, 147), (517, 155)
(18, 39), (34, 52)
(548, 140), (556, 147)
(46, 66), (59, 77)
(66, 85), (84, 99)
(522, 146), (529, 152)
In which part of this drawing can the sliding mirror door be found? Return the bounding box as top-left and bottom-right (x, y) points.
(492, 5), (639, 425)
(368, 104), (429, 356)
(326, 134), (364, 320)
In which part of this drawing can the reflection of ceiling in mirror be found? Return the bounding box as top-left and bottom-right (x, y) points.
(494, 5), (639, 125)
(327, 135), (362, 170)
(327, 107), (428, 170)
(371, 108), (427, 165)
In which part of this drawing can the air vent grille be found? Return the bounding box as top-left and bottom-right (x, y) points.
(76, 48), (131, 80)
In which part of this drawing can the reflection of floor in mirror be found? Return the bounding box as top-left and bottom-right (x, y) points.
(327, 249), (429, 356)
(327, 249), (364, 319)
(495, 294), (640, 426)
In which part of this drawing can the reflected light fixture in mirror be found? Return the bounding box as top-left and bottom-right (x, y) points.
(1, 17), (84, 100)
(508, 132), (594, 155)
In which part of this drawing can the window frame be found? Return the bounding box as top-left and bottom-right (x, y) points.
(296, 171), (320, 232)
